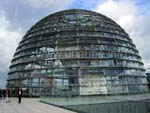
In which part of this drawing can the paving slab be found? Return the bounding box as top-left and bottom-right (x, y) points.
(0, 98), (76, 113)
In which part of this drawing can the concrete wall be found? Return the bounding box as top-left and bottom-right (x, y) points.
(64, 100), (150, 113)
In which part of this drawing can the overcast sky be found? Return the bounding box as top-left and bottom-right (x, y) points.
(0, 0), (150, 88)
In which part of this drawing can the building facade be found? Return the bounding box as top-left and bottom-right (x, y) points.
(7, 9), (148, 96)
(146, 68), (150, 89)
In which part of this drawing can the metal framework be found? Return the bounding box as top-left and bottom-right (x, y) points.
(7, 9), (148, 96)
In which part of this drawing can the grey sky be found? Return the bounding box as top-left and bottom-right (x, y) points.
(0, 0), (149, 88)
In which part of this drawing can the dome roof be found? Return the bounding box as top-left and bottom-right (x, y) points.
(25, 9), (128, 40)
(7, 9), (148, 96)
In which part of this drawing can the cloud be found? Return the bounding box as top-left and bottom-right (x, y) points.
(0, 11), (23, 88)
(94, 0), (150, 68)
(0, 0), (75, 88)
(24, 0), (74, 9)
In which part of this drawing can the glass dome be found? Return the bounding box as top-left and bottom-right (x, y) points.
(7, 9), (148, 96)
